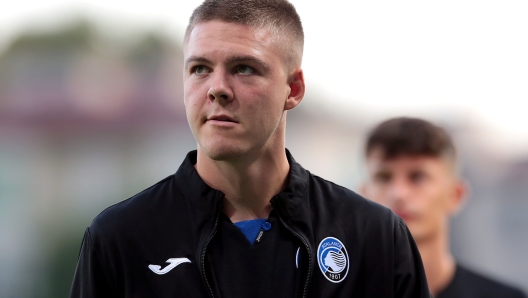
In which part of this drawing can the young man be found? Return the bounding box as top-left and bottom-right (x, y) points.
(361, 117), (526, 298)
(70, 1), (430, 297)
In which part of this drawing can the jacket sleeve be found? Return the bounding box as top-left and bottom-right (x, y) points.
(69, 228), (116, 298)
(394, 218), (431, 298)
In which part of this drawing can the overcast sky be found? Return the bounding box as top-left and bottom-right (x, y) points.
(1, 0), (527, 157)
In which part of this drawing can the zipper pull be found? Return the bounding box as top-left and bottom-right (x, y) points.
(255, 221), (272, 242)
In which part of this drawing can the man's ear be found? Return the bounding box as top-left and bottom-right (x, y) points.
(448, 179), (469, 215)
(285, 68), (305, 110)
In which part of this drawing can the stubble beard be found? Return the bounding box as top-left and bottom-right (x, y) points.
(201, 144), (247, 162)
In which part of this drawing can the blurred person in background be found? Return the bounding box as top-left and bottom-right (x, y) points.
(360, 117), (526, 298)
(69, 0), (431, 297)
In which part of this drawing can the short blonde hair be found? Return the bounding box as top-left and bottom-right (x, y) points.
(184, 0), (304, 68)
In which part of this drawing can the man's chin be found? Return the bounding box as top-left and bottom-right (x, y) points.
(407, 228), (434, 244)
(404, 224), (421, 239)
(200, 145), (247, 162)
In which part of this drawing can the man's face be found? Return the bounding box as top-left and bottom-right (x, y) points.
(183, 21), (303, 161)
(361, 149), (464, 243)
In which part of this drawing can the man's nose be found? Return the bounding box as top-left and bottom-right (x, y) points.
(207, 72), (233, 103)
(387, 181), (411, 204)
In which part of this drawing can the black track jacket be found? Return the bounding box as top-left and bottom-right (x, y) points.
(70, 150), (430, 298)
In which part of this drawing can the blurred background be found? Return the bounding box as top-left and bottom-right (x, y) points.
(0, 1), (527, 297)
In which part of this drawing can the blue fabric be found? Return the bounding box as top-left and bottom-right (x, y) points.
(234, 219), (267, 244)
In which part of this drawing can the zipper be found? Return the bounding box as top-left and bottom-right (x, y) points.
(276, 214), (313, 298)
(200, 210), (220, 298)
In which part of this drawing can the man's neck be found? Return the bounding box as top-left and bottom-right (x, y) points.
(195, 147), (290, 223)
(416, 232), (456, 296)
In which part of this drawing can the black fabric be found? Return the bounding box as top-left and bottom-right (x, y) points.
(70, 150), (431, 298)
(206, 211), (303, 298)
(437, 264), (526, 298)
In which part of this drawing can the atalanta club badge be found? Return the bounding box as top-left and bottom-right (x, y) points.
(317, 237), (349, 283)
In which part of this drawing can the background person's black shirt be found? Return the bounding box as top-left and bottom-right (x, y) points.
(437, 264), (526, 298)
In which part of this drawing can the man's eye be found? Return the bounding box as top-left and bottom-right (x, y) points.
(374, 172), (391, 183)
(409, 171), (426, 183)
(192, 66), (209, 74)
(236, 65), (254, 74)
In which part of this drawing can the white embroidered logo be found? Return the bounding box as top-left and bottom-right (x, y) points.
(148, 258), (191, 275)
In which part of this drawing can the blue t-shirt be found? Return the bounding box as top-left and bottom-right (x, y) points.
(233, 219), (267, 244)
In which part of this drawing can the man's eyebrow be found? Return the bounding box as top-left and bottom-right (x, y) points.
(185, 56), (212, 67)
(185, 55), (271, 71)
(225, 55), (270, 70)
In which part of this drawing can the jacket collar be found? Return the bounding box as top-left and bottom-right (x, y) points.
(174, 149), (311, 216)
(173, 149), (314, 248)
(270, 149), (311, 219)
(174, 150), (224, 214)
(173, 151), (223, 265)
(271, 150), (314, 251)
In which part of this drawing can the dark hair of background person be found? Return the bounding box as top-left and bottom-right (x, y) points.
(365, 117), (456, 161)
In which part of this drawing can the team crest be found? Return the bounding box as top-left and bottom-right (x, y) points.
(317, 237), (349, 283)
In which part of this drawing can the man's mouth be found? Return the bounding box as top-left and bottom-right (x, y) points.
(208, 115), (238, 123)
(394, 210), (415, 221)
